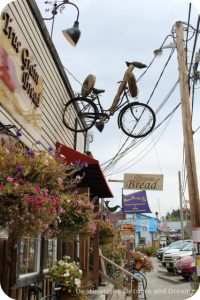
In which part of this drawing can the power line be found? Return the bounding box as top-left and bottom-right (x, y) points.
(185, 3), (192, 69)
(102, 50), (176, 172)
(106, 104), (179, 176)
(101, 80), (179, 172)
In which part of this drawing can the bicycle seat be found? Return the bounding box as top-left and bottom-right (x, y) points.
(125, 61), (147, 69)
(92, 87), (105, 95)
(81, 74), (96, 97)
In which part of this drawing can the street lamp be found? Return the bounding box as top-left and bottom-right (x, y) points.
(153, 42), (176, 56)
(43, 0), (81, 46)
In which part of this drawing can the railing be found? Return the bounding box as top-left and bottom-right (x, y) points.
(99, 251), (141, 300)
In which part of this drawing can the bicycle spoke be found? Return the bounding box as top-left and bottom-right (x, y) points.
(63, 97), (98, 132)
(119, 103), (156, 138)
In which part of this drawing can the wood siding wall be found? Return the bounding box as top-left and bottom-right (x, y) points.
(0, 0), (85, 152)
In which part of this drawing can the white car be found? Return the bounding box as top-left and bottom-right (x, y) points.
(162, 242), (194, 271)
(156, 239), (191, 260)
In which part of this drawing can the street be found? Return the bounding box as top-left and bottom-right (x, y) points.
(143, 257), (192, 300)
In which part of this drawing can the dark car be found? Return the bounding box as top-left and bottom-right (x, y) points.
(174, 256), (196, 280)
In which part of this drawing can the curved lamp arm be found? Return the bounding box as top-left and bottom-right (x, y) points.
(43, 1), (80, 21)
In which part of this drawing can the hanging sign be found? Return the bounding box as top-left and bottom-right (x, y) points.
(0, 11), (43, 140)
(122, 190), (152, 214)
(124, 173), (163, 191)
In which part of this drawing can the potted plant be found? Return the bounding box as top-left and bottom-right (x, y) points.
(49, 256), (88, 299)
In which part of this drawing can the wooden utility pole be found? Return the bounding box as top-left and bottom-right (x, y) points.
(178, 171), (184, 239)
(175, 21), (200, 227)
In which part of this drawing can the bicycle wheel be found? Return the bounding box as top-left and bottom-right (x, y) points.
(118, 102), (156, 138)
(63, 97), (98, 133)
(133, 270), (147, 292)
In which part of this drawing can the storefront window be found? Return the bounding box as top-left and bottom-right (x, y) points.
(43, 239), (57, 270)
(139, 237), (146, 245)
(19, 236), (40, 276)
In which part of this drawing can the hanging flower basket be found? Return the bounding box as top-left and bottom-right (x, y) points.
(134, 260), (144, 271)
(99, 220), (115, 245)
(48, 193), (96, 240)
(0, 143), (82, 236)
(130, 251), (153, 272)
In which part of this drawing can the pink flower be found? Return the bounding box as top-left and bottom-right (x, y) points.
(7, 177), (14, 182)
(0, 185), (4, 190)
(13, 181), (19, 186)
(28, 196), (34, 203)
(5, 148), (10, 153)
(77, 209), (82, 214)
(57, 178), (63, 185)
(58, 207), (65, 214)
(34, 186), (41, 193)
(76, 199), (83, 205)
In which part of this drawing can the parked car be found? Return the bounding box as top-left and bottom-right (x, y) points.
(162, 241), (193, 271)
(156, 239), (191, 261)
(174, 256), (196, 280)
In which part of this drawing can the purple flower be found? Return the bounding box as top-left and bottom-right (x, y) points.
(48, 146), (54, 152)
(77, 209), (82, 214)
(36, 141), (41, 145)
(26, 150), (35, 158)
(74, 160), (81, 167)
(16, 167), (23, 173)
(16, 130), (22, 137)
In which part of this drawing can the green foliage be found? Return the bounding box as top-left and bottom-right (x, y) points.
(135, 244), (159, 257)
(99, 220), (115, 245)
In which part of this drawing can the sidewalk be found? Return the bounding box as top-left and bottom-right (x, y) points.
(88, 257), (192, 300)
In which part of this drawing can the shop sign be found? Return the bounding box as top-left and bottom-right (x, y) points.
(0, 11), (43, 139)
(122, 190), (152, 214)
(121, 224), (135, 234)
(124, 173), (163, 191)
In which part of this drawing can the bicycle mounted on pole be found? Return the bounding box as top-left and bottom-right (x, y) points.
(63, 61), (156, 138)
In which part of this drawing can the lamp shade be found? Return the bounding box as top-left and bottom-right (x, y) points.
(62, 21), (81, 47)
(95, 121), (104, 132)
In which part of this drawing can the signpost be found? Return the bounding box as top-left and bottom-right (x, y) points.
(124, 173), (163, 191)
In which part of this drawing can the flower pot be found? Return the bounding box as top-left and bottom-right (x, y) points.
(58, 290), (82, 300)
(134, 260), (144, 271)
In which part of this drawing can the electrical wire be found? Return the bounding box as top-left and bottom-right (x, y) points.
(185, 3), (192, 69)
(102, 50), (176, 172)
(103, 102), (181, 175)
(62, 65), (83, 86)
(137, 34), (173, 82)
(188, 16), (200, 81)
(146, 48), (175, 106)
(106, 104), (179, 176)
(101, 80), (179, 172)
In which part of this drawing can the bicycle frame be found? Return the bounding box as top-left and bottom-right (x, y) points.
(63, 61), (156, 137)
(86, 87), (132, 119)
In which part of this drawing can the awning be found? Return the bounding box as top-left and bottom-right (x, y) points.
(56, 142), (113, 198)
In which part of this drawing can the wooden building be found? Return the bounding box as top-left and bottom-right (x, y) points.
(0, 0), (113, 299)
